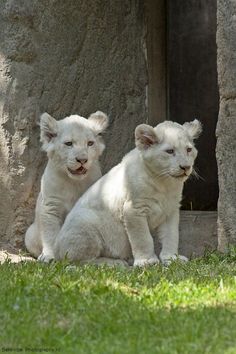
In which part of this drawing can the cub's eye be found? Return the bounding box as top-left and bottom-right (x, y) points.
(64, 141), (73, 146)
(187, 147), (192, 153)
(166, 149), (174, 154)
(88, 141), (94, 146)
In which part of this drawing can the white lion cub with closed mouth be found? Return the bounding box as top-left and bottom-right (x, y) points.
(54, 119), (202, 266)
(25, 111), (109, 262)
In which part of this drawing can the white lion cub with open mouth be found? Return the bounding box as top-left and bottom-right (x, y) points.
(54, 119), (201, 266)
(25, 111), (108, 262)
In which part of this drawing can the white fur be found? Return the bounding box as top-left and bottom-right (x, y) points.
(54, 119), (202, 266)
(25, 111), (108, 262)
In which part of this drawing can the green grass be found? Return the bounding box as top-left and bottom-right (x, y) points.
(1, 251), (236, 353)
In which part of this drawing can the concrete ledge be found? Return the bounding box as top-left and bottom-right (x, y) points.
(154, 211), (218, 259)
(179, 211), (217, 258)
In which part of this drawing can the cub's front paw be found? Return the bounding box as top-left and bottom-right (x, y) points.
(38, 252), (54, 263)
(178, 255), (189, 262)
(159, 253), (188, 266)
(134, 255), (159, 267)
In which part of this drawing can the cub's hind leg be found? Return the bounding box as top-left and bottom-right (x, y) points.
(25, 223), (42, 258)
(55, 227), (103, 263)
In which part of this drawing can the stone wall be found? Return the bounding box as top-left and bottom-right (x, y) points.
(216, 0), (236, 250)
(0, 0), (147, 246)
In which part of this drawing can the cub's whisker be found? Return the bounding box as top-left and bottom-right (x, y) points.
(191, 168), (205, 181)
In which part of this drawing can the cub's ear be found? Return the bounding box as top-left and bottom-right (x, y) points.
(88, 111), (109, 135)
(183, 119), (202, 140)
(135, 124), (158, 150)
(40, 112), (58, 145)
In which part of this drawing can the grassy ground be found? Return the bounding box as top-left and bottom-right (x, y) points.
(1, 251), (236, 354)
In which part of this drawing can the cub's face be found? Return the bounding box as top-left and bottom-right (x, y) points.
(40, 111), (108, 179)
(135, 120), (202, 181)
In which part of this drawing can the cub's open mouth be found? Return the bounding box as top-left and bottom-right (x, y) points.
(68, 166), (87, 175)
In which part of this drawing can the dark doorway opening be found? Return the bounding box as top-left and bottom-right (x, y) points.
(147, 0), (219, 211)
(167, 0), (219, 211)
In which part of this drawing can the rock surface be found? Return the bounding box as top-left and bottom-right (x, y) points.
(0, 0), (147, 247)
(0, 0), (227, 254)
(0, 242), (34, 263)
(216, 0), (236, 251)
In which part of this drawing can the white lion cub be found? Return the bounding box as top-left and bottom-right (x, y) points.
(54, 119), (202, 266)
(25, 111), (109, 262)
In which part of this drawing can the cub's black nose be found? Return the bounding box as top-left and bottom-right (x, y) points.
(76, 158), (88, 164)
(180, 165), (191, 171)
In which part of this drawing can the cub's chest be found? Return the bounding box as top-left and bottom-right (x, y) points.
(64, 188), (82, 213)
(147, 195), (179, 230)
